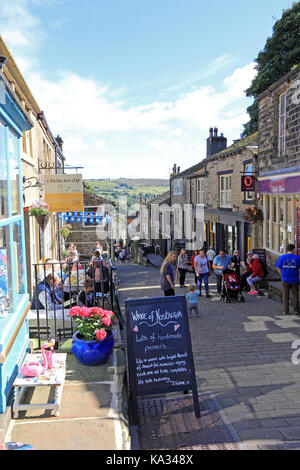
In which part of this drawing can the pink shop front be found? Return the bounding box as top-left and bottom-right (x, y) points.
(258, 167), (300, 256)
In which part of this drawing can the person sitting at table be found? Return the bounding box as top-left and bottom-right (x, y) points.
(78, 279), (96, 307)
(86, 261), (110, 294)
(32, 273), (64, 310)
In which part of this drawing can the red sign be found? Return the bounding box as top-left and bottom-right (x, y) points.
(241, 175), (255, 192)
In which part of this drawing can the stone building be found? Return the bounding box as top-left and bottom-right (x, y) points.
(65, 186), (115, 257)
(257, 64), (300, 265)
(167, 129), (258, 259)
(0, 36), (66, 296)
(201, 132), (258, 257)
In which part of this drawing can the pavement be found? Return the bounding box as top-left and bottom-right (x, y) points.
(5, 326), (130, 450)
(117, 263), (300, 451)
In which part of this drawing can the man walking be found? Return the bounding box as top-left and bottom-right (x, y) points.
(275, 244), (300, 315)
(212, 249), (231, 296)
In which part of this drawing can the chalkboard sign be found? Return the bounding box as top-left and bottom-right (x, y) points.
(125, 295), (200, 424)
(252, 249), (266, 264)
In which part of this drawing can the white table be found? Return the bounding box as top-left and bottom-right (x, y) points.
(13, 353), (67, 418)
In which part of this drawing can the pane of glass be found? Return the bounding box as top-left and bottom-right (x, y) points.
(0, 120), (8, 220)
(0, 225), (12, 317)
(13, 221), (26, 301)
(8, 129), (21, 216)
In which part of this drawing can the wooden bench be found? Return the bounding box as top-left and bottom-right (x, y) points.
(13, 353), (67, 418)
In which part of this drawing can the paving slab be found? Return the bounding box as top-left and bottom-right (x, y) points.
(117, 263), (300, 450)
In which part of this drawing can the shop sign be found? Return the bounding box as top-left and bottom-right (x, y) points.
(241, 175), (255, 192)
(259, 175), (300, 194)
(45, 174), (84, 212)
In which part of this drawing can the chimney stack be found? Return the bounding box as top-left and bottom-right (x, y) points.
(206, 127), (227, 157)
(177, 166), (180, 174)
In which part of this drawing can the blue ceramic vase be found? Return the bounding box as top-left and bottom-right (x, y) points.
(72, 330), (115, 366)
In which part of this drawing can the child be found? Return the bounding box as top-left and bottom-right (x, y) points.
(78, 279), (95, 307)
(186, 284), (200, 316)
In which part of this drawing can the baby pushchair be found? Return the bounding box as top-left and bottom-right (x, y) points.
(221, 269), (244, 303)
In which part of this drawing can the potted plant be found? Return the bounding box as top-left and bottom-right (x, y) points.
(70, 306), (115, 365)
(59, 223), (72, 239)
(26, 201), (50, 231)
(243, 206), (264, 224)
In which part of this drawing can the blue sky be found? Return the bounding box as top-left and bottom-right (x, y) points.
(0, 0), (295, 179)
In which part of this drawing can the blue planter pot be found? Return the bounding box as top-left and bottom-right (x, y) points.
(72, 330), (115, 366)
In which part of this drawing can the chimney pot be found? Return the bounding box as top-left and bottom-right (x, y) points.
(209, 128), (213, 138)
(214, 127), (218, 137)
(56, 135), (64, 152)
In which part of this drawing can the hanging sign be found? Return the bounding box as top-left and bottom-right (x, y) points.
(45, 174), (84, 212)
(241, 175), (255, 192)
(125, 295), (200, 425)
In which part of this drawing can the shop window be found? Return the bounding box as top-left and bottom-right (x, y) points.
(0, 225), (12, 316)
(8, 128), (21, 216)
(0, 120), (8, 220)
(196, 178), (204, 204)
(13, 222), (25, 300)
(220, 175), (231, 208)
(279, 92), (286, 156)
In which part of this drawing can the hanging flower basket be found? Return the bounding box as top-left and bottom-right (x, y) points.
(59, 223), (72, 239)
(35, 213), (50, 231)
(27, 201), (50, 231)
(243, 206), (264, 224)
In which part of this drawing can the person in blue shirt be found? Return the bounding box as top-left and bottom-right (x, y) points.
(186, 285), (200, 316)
(275, 244), (300, 315)
(212, 249), (231, 295)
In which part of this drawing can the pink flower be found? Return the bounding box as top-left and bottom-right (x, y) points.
(96, 329), (107, 341)
(79, 307), (91, 318)
(70, 306), (82, 317)
(105, 310), (114, 318)
(102, 316), (111, 327)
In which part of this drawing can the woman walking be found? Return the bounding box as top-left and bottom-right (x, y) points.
(177, 249), (188, 288)
(160, 251), (177, 296)
(194, 248), (211, 297)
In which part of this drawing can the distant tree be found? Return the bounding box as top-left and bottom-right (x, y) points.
(242, 2), (300, 137)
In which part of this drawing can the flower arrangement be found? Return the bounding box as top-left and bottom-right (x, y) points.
(59, 224), (72, 238)
(243, 206), (264, 224)
(69, 306), (114, 341)
(25, 200), (50, 217)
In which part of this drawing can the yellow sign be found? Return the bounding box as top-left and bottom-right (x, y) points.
(45, 174), (84, 212)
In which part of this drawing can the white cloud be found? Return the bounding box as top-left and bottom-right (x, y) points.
(0, 1), (257, 179)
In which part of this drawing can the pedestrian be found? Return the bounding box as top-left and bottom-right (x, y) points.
(160, 251), (177, 296)
(275, 244), (300, 315)
(247, 254), (265, 295)
(186, 285), (200, 316)
(87, 261), (110, 294)
(206, 246), (216, 272)
(177, 249), (188, 288)
(194, 249), (211, 298)
(190, 250), (199, 284)
(231, 250), (241, 281)
(212, 249), (231, 295)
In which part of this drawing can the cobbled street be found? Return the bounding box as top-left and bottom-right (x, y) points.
(118, 262), (300, 450)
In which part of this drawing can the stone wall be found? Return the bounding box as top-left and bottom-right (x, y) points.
(66, 189), (114, 257)
(258, 66), (300, 173)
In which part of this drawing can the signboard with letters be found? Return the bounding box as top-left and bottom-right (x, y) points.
(125, 295), (200, 424)
(45, 174), (84, 212)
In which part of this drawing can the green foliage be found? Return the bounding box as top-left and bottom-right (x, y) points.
(243, 2), (300, 136)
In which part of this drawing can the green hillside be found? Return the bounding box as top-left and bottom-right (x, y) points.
(84, 178), (169, 205)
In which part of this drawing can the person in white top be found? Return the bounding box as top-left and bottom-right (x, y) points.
(177, 249), (188, 288)
(206, 246), (216, 271)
